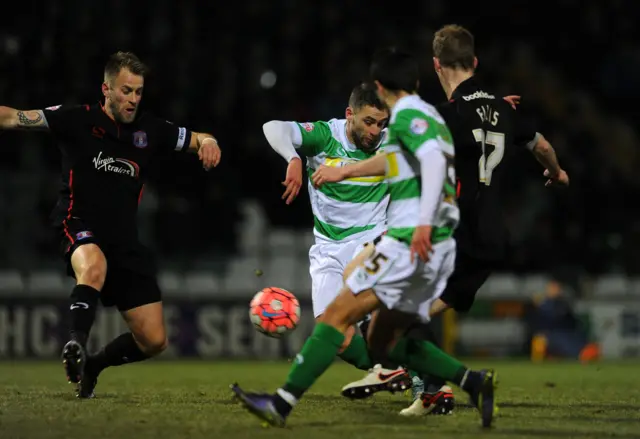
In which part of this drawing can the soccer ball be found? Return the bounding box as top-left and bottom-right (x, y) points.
(249, 287), (301, 338)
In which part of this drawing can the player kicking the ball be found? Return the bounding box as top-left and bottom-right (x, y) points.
(0, 52), (221, 398)
(314, 25), (569, 416)
(262, 83), (452, 413)
(231, 48), (497, 428)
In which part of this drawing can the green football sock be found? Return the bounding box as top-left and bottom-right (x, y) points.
(390, 338), (466, 383)
(283, 323), (345, 398)
(338, 334), (373, 370)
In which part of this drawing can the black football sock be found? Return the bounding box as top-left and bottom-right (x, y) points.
(90, 333), (150, 373)
(68, 284), (101, 346)
(455, 368), (483, 393)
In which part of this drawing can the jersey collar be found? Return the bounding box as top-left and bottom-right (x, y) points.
(451, 76), (480, 101)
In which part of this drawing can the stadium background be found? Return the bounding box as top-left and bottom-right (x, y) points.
(0, 0), (639, 361)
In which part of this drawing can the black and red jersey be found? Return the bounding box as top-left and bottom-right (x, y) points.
(43, 103), (193, 244)
(437, 77), (538, 261)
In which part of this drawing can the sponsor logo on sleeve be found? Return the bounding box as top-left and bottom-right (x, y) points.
(176, 127), (187, 151)
(410, 118), (428, 135)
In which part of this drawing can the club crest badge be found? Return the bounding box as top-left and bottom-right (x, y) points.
(133, 131), (148, 148)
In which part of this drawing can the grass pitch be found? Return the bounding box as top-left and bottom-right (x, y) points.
(1, 360), (639, 439)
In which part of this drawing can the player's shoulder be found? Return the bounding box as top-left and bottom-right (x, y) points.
(451, 82), (513, 112)
(391, 96), (445, 128)
(326, 118), (346, 137)
(136, 111), (186, 135)
(294, 119), (333, 135)
(393, 96), (441, 118)
(41, 104), (96, 131)
(136, 110), (169, 125)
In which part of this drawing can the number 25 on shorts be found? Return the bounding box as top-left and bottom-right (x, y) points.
(364, 253), (389, 275)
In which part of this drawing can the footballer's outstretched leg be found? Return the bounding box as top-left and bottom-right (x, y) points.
(341, 313), (496, 426)
(75, 301), (168, 398)
(230, 384), (287, 427)
(62, 244), (106, 386)
(231, 285), (383, 427)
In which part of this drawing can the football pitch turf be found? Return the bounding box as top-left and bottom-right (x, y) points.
(1, 360), (639, 439)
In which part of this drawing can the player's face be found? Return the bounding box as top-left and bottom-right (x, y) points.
(105, 68), (144, 124)
(349, 105), (389, 152)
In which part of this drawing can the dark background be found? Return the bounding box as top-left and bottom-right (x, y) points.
(1, 0), (638, 288)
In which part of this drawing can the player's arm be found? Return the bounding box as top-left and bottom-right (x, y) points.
(527, 133), (559, 172)
(262, 120), (330, 159)
(396, 109), (453, 261)
(529, 133), (569, 186)
(153, 117), (220, 169)
(188, 131), (218, 152)
(411, 147), (448, 263)
(0, 106), (49, 130)
(262, 120), (303, 163)
(188, 131), (221, 169)
(514, 109), (569, 186)
(311, 153), (386, 187)
(263, 120), (330, 203)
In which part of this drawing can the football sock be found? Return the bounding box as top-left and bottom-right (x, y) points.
(416, 325), (447, 390)
(280, 323), (344, 401)
(338, 334), (372, 370)
(389, 338), (468, 385)
(68, 284), (100, 346)
(89, 333), (150, 373)
(425, 376), (448, 392)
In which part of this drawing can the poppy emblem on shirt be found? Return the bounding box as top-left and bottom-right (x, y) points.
(301, 122), (314, 132)
(75, 231), (93, 240)
(133, 131), (148, 148)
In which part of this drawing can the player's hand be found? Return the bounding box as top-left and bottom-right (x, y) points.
(410, 225), (433, 263)
(503, 95), (521, 110)
(282, 157), (303, 204)
(312, 165), (346, 187)
(544, 169), (570, 187)
(199, 139), (221, 170)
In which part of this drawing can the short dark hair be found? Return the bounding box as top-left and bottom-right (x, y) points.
(104, 51), (148, 82)
(432, 24), (475, 70)
(348, 82), (386, 111)
(370, 47), (419, 94)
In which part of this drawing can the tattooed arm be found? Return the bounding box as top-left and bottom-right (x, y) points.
(0, 107), (49, 130)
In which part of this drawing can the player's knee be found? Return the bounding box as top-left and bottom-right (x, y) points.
(72, 245), (107, 289)
(79, 264), (106, 289)
(136, 333), (168, 356)
(338, 325), (356, 353)
(323, 298), (358, 332)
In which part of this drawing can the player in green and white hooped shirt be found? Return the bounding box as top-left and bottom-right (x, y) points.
(262, 83), (390, 371)
(231, 50), (497, 429)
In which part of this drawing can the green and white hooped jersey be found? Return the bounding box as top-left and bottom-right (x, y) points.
(288, 119), (388, 242)
(383, 95), (459, 245)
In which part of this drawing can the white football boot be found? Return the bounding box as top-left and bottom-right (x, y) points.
(399, 385), (455, 416)
(341, 364), (412, 399)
